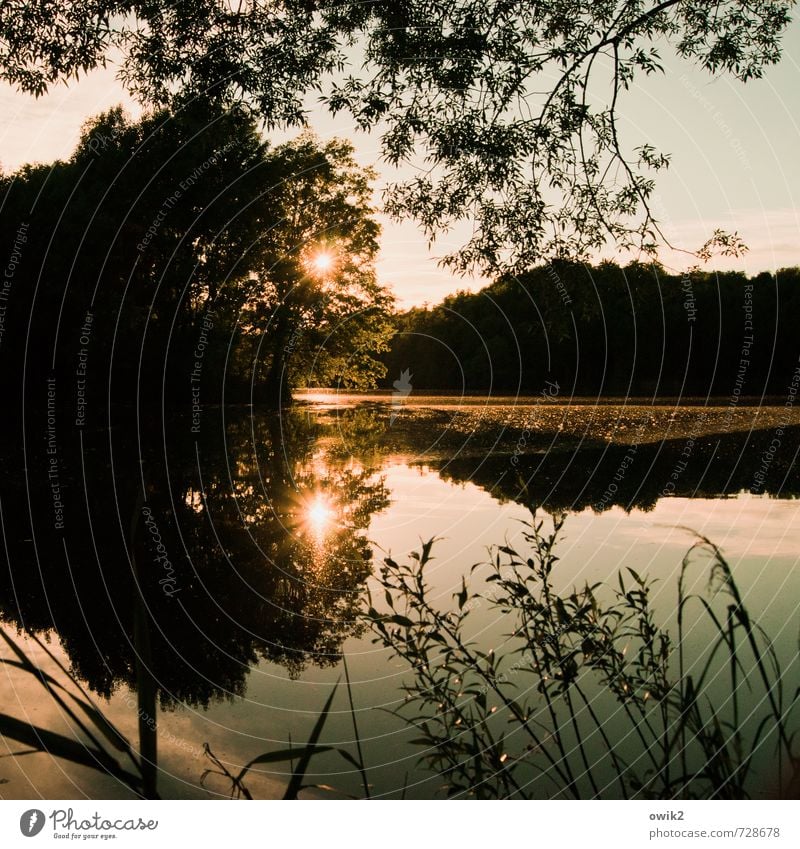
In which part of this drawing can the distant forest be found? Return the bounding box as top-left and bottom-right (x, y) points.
(381, 262), (800, 397)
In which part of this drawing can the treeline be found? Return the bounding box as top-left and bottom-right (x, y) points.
(382, 261), (800, 396)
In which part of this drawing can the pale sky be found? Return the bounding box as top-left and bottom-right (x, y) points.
(1, 18), (798, 308)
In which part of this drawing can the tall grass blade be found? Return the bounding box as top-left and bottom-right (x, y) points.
(0, 712), (141, 789)
(343, 654), (370, 799)
(283, 679), (340, 800)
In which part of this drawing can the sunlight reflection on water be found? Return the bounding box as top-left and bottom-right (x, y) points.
(303, 492), (335, 542)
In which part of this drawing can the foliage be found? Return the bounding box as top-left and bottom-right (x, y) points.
(0, 409), (391, 705)
(330, 1), (792, 273)
(0, 2), (793, 272)
(0, 626), (369, 800)
(203, 673), (370, 800)
(383, 261), (800, 395)
(3, 506), (798, 799)
(239, 133), (395, 402)
(0, 103), (393, 406)
(367, 513), (800, 798)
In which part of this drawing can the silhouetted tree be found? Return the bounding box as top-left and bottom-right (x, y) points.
(0, 103), (393, 415)
(0, 2), (792, 271)
(237, 134), (394, 405)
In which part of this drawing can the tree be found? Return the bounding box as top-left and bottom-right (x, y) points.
(0, 102), (392, 409)
(237, 133), (394, 405)
(0, 99), (273, 407)
(0, 2), (793, 273)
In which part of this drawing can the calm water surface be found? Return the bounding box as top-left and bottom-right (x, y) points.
(2, 396), (799, 798)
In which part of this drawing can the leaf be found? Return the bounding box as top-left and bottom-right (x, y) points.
(420, 537), (437, 565)
(627, 567), (644, 587)
(456, 577), (468, 610)
(390, 615), (414, 628)
(283, 681), (340, 800)
(0, 634), (131, 754)
(237, 745), (334, 776)
(342, 654), (370, 799)
(0, 713), (140, 788)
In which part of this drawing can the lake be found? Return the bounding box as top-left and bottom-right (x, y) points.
(1, 395), (799, 799)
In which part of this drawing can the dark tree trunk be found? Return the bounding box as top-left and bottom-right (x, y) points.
(258, 308), (295, 408)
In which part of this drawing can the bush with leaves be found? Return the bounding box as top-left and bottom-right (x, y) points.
(367, 514), (800, 798)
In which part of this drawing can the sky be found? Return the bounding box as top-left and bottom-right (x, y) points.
(1, 17), (798, 308)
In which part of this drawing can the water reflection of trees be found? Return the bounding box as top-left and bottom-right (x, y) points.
(379, 408), (800, 512)
(0, 410), (388, 706)
(4, 401), (798, 707)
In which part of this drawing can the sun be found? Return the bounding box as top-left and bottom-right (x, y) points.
(313, 251), (333, 272)
(307, 249), (335, 277)
(303, 493), (334, 541)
